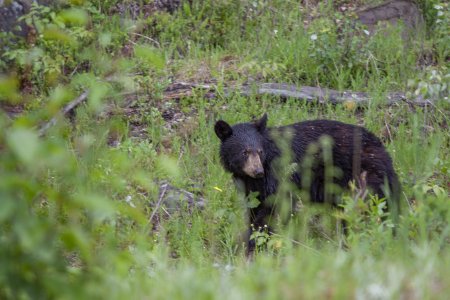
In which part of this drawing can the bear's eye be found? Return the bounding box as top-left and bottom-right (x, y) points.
(257, 149), (263, 155)
(242, 150), (249, 157)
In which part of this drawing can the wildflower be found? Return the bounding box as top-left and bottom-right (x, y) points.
(125, 195), (136, 208)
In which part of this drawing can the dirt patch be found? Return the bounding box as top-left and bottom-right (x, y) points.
(116, 90), (202, 146)
(0, 102), (25, 119)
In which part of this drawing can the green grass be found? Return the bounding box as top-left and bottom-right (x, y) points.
(0, 1), (449, 299)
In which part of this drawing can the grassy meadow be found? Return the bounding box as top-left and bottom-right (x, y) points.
(0, 1), (449, 299)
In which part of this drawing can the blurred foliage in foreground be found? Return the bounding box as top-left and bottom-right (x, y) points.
(1, 1), (450, 299)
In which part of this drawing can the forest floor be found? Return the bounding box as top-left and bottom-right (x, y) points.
(0, 1), (449, 299)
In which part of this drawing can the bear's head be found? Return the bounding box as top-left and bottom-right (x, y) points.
(215, 114), (268, 179)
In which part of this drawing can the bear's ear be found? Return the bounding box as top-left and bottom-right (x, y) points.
(215, 120), (233, 141)
(254, 113), (268, 132)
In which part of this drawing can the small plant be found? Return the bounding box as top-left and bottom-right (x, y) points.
(240, 60), (286, 80)
(250, 224), (271, 251)
(340, 194), (392, 236)
(407, 66), (449, 101)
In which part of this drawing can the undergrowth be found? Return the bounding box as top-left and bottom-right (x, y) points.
(0, 1), (449, 299)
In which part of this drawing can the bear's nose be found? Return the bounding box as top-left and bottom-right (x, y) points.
(254, 168), (264, 178)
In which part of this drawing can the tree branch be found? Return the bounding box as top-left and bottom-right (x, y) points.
(38, 90), (89, 137)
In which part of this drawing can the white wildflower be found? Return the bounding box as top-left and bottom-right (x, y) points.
(125, 195), (136, 208)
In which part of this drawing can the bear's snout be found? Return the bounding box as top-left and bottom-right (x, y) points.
(243, 152), (264, 178)
(253, 167), (264, 178)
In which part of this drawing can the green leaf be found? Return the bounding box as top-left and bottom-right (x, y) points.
(7, 128), (40, 167)
(432, 185), (446, 198)
(60, 227), (89, 255)
(0, 75), (20, 103)
(58, 8), (89, 26)
(156, 155), (181, 180)
(43, 26), (77, 46)
(48, 86), (74, 113)
(74, 193), (116, 222)
(99, 32), (112, 47)
(0, 195), (15, 222)
(134, 45), (165, 70)
(88, 83), (109, 112)
(247, 192), (260, 208)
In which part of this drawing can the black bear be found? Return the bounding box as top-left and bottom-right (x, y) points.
(215, 113), (400, 251)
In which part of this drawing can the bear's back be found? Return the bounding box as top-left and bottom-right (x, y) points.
(292, 119), (381, 145)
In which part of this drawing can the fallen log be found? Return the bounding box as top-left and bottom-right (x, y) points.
(36, 81), (435, 138)
(166, 82), (431, 106)
(239, 83), (430, 105)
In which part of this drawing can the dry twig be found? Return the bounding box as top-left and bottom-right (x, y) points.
(38, 90), (89, 137)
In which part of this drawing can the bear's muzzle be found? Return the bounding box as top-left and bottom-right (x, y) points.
(243, 153), (264, 178)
